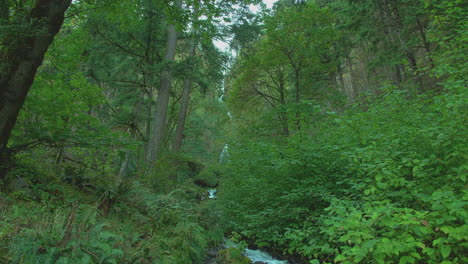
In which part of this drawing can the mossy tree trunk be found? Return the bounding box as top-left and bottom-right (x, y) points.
(0, 0), (72, 174)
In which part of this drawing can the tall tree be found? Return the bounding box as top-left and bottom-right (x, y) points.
(0, 0), (71, 167)
(262, 2), (336, 131)
(173, 6), (199, 152)
(229, 38), (291, 136)
(146, 0), (182, 165)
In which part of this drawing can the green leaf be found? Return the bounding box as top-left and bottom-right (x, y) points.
(334, 254), (347, 262)
(440, 226), (454, 234)
(440, 245), (451, 259)
(399, 256), (415, 264)
(373, 253), (386, 264)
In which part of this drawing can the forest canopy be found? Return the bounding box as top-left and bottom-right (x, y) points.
(0, 0), (466, 263)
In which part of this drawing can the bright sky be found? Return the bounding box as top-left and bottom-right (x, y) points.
(265, 0), (279, 9)
(258, 0), (278, 9)
(252, 0), (278, 11)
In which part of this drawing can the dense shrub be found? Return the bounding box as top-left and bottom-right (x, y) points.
(219, 86), (467, 263)
(0, 156), (222, 264)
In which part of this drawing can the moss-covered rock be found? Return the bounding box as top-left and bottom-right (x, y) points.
(218, 248), (251, 264)
(146, 154), (205, 192)
(193, 164), (224, 188)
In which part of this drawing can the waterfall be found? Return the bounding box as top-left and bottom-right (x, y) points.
(223, 239), (289, 264)
(208, 189), (217, 199)
(244, 249), (288, 264)
(219, 144), (229, 163)
(210, 75), (288, 264)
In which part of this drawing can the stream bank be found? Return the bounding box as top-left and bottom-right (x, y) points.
(203, 242), (306, 264)
(202, 189), (292, 264)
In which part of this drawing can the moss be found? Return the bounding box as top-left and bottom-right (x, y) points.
(193, 164), (224, 188)
(147, 154), (205, 192)
(218, 248), (251, 264)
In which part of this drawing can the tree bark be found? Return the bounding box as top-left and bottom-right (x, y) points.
(119, 91), (145, 177)
(398, 34), (424, 91)
(0, 0), (71, 169)
(278, 72), (289, 136)
(146, 0), (182, 166)
(345, 55), (358, 101)
(172, 7), (198, 152)
(0, 1), (8, 21)
(416, 19), (435, 70)
(294, 68), (301, 131)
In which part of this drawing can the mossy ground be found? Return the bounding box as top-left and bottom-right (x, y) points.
(0, 154), (226, 264)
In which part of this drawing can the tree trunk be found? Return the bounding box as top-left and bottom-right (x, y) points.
(0, 0), (71, 170)
(393, 64), (403, 87)
(294, 69), (301, 131)
(172, 75), (193, 152)
(278, 73), (289, 136)
(119, 91), (145, 176)
(416, 19), (435, 70)
(393, 5), (424, 90)
(345, 55), (358, 101)
(337, 62), (346, 94)
(397, 29), (424, 90)
(172, 7), (198, 152)
(0, 1), (8, 21)
(146, 0), (181, 166)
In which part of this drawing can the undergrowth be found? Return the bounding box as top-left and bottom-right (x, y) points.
(219, 86), (468, 264)
(0, 155), (222, 264)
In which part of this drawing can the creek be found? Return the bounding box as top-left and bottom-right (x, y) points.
(203, 96), (288, 264)
(244, 249), (288, 264)
(221, 238), (288, 264)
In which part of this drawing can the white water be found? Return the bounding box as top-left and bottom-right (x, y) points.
(223, 239), (288, 264)
(216, 93), (287, 264)
(219, 144), (229, 163)
(245, 249), (288, 264)
(208, 189), (217, 199)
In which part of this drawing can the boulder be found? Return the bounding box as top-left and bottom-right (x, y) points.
(194, 165), (224, 188)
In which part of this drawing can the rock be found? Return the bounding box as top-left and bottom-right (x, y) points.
(194, 165), (224, 188)
(8, 176), (34, 199)
(204, 259), (221, 264)
(207, 248), (219, 258)
(10, 176), (28, 189)
(218, 248), (251, 264)
(186, 159), (205, 177)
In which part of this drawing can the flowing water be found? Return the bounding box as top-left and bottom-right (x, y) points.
(208, 189), (217, 199)
(221, 239), (288, 264)
(219, 144), (229, 163)
(213, 94), (287, 264)
(244, 249), (288, 264)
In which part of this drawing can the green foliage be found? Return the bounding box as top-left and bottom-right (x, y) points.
(218, 247), (252, 264)
(220, 3), (467, 261)
(227, 1), (340, 136)
(2, 1), (467, 264)
(1, 201), (123, 264)
(194, 164), (224, 188)
(0, 152), (222, 264)
(182, 96), (231, 161)
(143, 153), (205, 192)
(220, 84), (467, 263)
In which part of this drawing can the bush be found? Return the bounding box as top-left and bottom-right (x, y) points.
(194, 164), (224, 188)
(143, 154), (205, 193)
(219, 86), (468, 263)
(0, 155), (221, 264)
